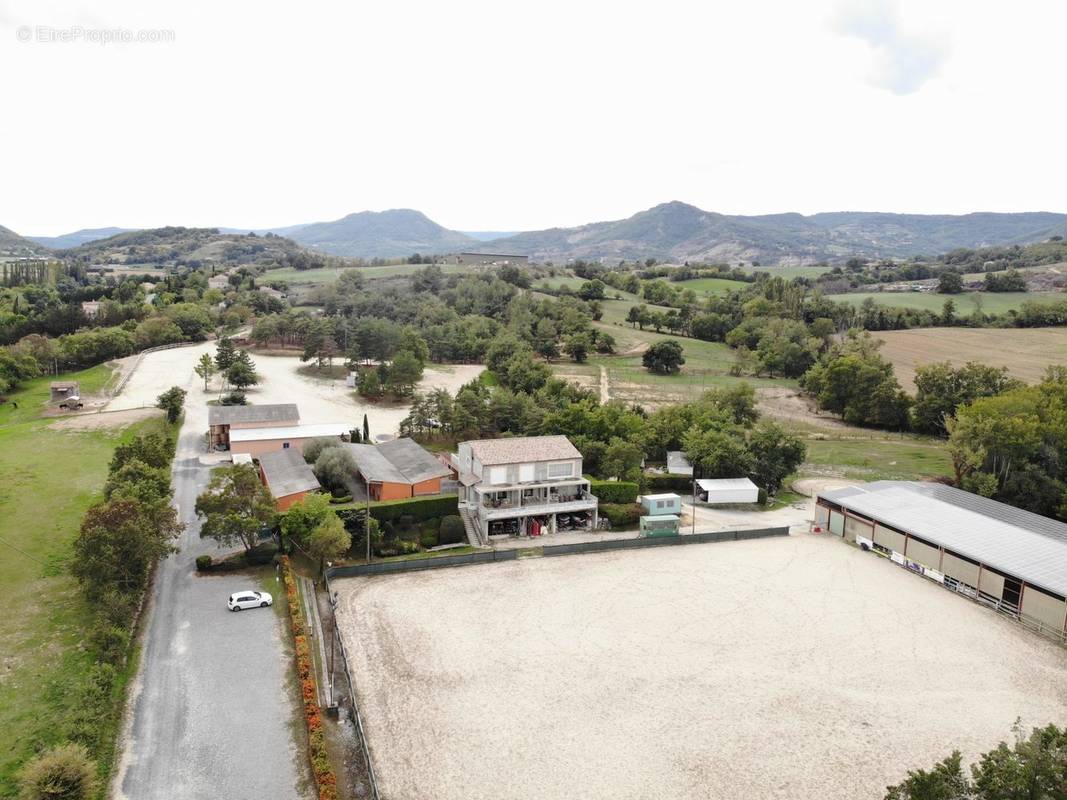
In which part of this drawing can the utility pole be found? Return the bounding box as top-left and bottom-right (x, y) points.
(692, 476), (697, 536)
(365, 473), (372, 563)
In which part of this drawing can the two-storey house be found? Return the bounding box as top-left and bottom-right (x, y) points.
(453, 435), (598, 543)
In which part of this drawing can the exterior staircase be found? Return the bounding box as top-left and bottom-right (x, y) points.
(459, 505), (487, 548)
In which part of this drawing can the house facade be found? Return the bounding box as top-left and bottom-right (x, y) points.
(453, 435), (597, 541)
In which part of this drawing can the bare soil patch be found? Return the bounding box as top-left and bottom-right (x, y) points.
(334, 536), (1067, 800)
(757, 386), (853, 430)
(49, 407), (164, 431)
(874, 327), (1067, 392)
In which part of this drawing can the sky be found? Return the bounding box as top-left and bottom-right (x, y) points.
(1, 0), (1065, 236)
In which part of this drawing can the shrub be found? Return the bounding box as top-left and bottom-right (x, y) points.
(439, 515), (466, 545)
(89, 623), (130, 665)
(328, 494), (352, 504)
(243, 542), (278, 565)
(302, 436), (343, 465)
(220, 391), (247, 405)
(18, 742), (98, 800)
(369, 494), (458, 524)
(589, 480), (639, 504)
(419, 532), (438, 549)
(758, 487), (768, 505)
(600, 503), (643, 528)
(195, 554), (213, 571)
(644, 474), (693, 492)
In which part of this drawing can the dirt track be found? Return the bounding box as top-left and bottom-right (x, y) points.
(334, 535), (1067, 800)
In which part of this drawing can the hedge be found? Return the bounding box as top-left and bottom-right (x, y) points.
(280, 556), (338, 800)
(589, 480), (639, 504)
(367, 494), (458, 523)
(600, 503), (643, 528)
(644, 474), (694, 492)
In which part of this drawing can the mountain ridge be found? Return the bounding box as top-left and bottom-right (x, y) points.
(7, 202), (1067, 263)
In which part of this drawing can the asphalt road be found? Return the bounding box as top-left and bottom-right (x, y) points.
(112, 398), (310, 798)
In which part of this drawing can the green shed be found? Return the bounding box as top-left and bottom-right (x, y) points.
(640, 514), (680, 538)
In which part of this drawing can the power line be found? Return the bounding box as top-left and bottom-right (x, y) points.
(0, 535), (49, 566)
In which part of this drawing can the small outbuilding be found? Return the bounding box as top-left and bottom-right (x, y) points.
(639, 493), (682, 516)
(50, 381), (80, 404)
(346, 437), (452, 501)
(258, 448), (322, 511)
(666, 451), (694, 477)
(695, 477), (760, 505)
(640, 514), (680, 537)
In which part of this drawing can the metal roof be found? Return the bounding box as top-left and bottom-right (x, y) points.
(642, 493), (681, 501)
(464, 435), (581, 466)
(819, 481), (1067, 598)
(346, 438), (450, 485)
(696, 478), (758, 492)
(258, 448), (320, 498)
(666, 451), (694, 476)
(209, 403), (300, 426)
(229, 423), (349, 442)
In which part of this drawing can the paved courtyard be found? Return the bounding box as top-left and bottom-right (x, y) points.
(334, 534), (1067, 800)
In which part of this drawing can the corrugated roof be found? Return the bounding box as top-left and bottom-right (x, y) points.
(819, 481), (1067, 598)
(346, 438), (450, 485)
(209, 403), (300, 426)
(229, 423), (349, 442)
(666, 451), (694, 476)
(258, 448), (320, 498)
(465, 435), (581, 466)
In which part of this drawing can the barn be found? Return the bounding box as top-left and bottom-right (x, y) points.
(816, 481), (1067, 642)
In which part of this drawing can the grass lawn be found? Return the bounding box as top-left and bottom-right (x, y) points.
(798, 432), (952, 482)
(739, 264), (832, 279)
(827, 290), (1064, 315)
(0, 363), (116, 427)
(0, 373), (165, 796)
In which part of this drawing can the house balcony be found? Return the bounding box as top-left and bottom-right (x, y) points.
(473, 484), (598, 521)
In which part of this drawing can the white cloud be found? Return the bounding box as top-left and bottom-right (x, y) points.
(832, 0), (949, 94)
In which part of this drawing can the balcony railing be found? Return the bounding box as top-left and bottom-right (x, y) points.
(481, 490), (597, 511)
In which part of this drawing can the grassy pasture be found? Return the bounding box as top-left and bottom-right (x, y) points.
(0, 371), (165, 795)
(664, 277), (750, 294)
(874, 327), (1067, 392)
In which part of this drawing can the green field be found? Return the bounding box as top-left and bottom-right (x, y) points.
(798, 433), (952, 482)
(827, 290), (1064, 315)
(265, 263), (471, 285)
(0, 371), (164, 795)
(671, 277), (750, 294)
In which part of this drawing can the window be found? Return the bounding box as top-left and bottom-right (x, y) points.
(656, 500), (665, 509)
(547, 462), (573, 478)
(282, 442), (290, 449)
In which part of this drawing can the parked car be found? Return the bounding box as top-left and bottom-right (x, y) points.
(227, 590), (273, 612)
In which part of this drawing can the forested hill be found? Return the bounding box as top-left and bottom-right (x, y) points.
(0, 225), (49, 257)
(275, 209), (478, 258)
(487, 202), (1067, 265)
(58, 227), (333, 270)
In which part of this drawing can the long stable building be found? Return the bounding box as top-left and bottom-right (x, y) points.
(817, 481), (1067, 641)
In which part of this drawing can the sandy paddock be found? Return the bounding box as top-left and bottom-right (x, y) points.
(334, 534), (1067, 800)
(104, 341), (483, 439)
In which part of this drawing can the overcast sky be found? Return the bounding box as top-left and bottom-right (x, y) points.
(1, 0), (1064, 236)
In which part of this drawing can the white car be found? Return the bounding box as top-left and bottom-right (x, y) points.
(227, 590), (273, 612)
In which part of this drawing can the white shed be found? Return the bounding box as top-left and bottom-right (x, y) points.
(696, 477), (759, 505)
